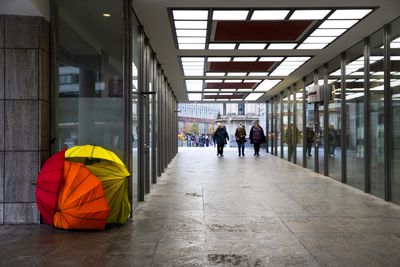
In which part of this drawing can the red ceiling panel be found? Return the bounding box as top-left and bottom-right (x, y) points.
(206, 82), (257, 89)
(213, 20), (314, 42)
(209, 62), (274, 72)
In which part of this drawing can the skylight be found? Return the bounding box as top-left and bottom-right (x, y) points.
(297, 43), (328, 49)
(188, 93), (202, 101)
(250, 10), (289, 20)
(310, 29), (347, 37)
(174, 21), (207, 29)
(207, 57), (232, 62)
(254, 80), (281, 91)
(259, 57), (284, 62)
(212, 10), (249, 20)
(176, 29), (207, 37)
(224, 80), (243, 83)
(245, 93), (264, 101)
(328, 9), (372, 20)
(227, 72), (247, 76)
(206, 72), (226, 76)
(269, 57), (310, 76)
(303, 36), (337, 43)
(319, 20), (358, 29)
(208, 43), (236, 50)
(205, 80), (223, 83)
(185, 80), (203, 91)
(173, 10), (208, 20)
(177, 37), (206, 44)
(238, 43), (266, 50)
(179, 43), (205, 50)
(248, 72), (269, 76)
(267, 43), (297, 50)
(233, 57), (258, 62)
(181, 57), (205, 62)
(289, 10), (331, 20)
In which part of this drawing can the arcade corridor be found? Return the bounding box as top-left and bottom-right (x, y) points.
(1, 148), (400, 266)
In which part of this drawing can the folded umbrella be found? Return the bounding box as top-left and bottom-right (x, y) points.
(36, 149), (66, 225)
(53, 161), (110, 230)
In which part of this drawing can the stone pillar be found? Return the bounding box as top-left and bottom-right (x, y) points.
(0, 15), (50, 224)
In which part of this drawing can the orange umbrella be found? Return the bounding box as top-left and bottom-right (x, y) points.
(53, 161), (110, 230)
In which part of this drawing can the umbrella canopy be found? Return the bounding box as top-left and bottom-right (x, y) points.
(36, 149), (66, 225)
(53, 161), (110, 230)
(65, 145), (125, 167)
(86, 161), (131, 224)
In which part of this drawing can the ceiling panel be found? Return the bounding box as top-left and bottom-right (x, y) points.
(213, 20), (315, 42)
(208, 62), (275, 72)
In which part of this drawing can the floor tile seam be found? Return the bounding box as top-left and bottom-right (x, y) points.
(278, 216), (323, 267)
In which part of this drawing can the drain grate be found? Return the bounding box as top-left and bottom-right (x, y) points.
(207, 254), (249, 265)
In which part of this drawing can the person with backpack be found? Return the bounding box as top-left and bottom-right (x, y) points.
(235, 124), (247, 157)
(213, 123), (229, 157)
(249, 122), (266, 156)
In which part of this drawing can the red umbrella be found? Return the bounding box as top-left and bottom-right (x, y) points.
(36, 149), (66, 225)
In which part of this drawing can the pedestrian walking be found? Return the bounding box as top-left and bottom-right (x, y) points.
(235, 124), (247, 157)
(213, 123), (229, 157)
(249, 122), (266, 156)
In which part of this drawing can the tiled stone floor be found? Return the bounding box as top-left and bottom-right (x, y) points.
(1, 147), (400, 266)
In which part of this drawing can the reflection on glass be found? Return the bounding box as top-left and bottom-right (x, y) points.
(132, 14), (140, 204)
(317, 77), (325, 174)
(327, 57), (342, 180)
(305, 78), (315, 171)
(267, 101), (274, 154)
(56, 0), (124, 158)
(370, 29), (385, 198)
(295, 87), (304, 166)
(345, 42), (365, 190)
(276, 97), (281, 156)
(283, 94), (289, 160)
(391, 18), (400, 203)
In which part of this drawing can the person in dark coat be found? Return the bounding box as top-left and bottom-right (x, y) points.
(306, 124), (314, 157)
(235, 124), (247, 157)
(249, 122), (266, 156)
(213, 123), (229, 157)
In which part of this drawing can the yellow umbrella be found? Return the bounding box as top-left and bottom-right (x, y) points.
(66, 145), (131, 224)
(66, 145), (125, 167)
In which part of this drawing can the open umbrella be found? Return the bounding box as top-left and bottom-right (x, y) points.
(53, 161), (110, 230)
(36, 149), (66, 225)
(66, 145), (131, 224)
(65, 145), (125, 167)
(86, 161), (131, 224)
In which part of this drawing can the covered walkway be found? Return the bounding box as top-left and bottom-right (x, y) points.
(2, 148), (400, 266)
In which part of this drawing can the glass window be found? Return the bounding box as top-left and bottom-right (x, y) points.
(327, 56), (342, 180)
(295, 84), (304, 166)
(132, 13), (141, 204)
(370, 29), (385, 198)
(56, 0), (124, 156)
(282, 91), (290, 160)
(305, 74), (315, 171)
(317, 68), (326, 174)
(345, 42), (365, 190)
(391, 17), (400, 203)
(276, 96), (281, 157)
(238, 103), (245, 115)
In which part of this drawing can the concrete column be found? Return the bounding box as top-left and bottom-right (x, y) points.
(0, 15), (50, 224)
